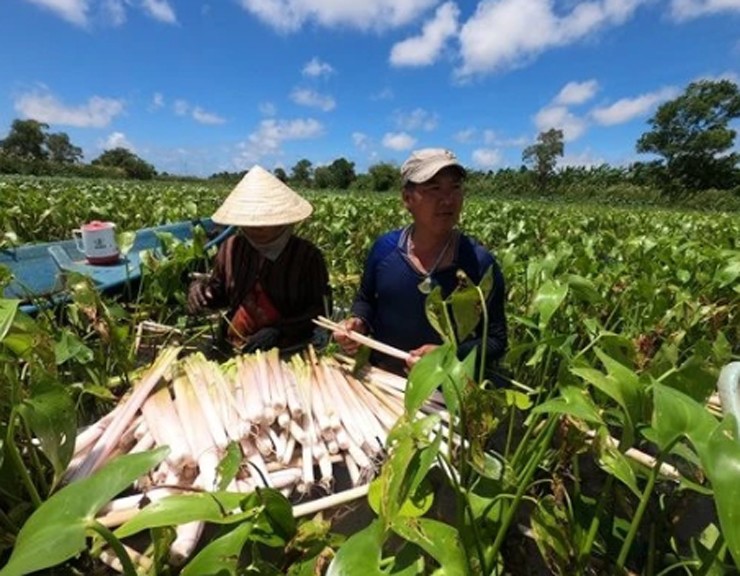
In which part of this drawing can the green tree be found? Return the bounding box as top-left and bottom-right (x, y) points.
(273, 167), (288, 182)
(636, 79), (740, 191)
(368, 162), (400, 192)
(0, 119), (49, 161)
(46, 132), (83, 164)
(326, 157), (356, 189)
(91, 147), (157, 180)
(290, 159), (313, 187)
(522, 128), (564, 192)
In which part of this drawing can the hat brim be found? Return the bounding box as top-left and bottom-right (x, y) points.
(405, 160), (466, 184)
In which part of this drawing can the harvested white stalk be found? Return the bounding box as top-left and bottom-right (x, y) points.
(327, 366), (383, 454)
(99, 543), (153, 574)
(314, 316), (411, 362)
(74, 405), (121, 457)
(268, 428), (287, 462)
(67, 346), (182, 482)
(254, 350), (275, 424)
(282, 361), (304, 420)
(141, 386), (192, 468)
(170, 520), (204, 567)
(266, 348), (287, 413)
(292, 484), (370, 519)
(206, 360), (247, 441)
(241, 438), (272, 488)
(344, 453), (361, 487)
(288, 420), (306, 444)
(255, 425), (274, 457)
(129, 430), (155, 454)
(586, 430), (681, 481)
(281, 434), (296, 466)
(277, 409), (291, 429)
(239, 356), (267, 426)
(183, 355), (229, 450)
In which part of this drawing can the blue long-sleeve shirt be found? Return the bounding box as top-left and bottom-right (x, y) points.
(351, 227), (508, 374)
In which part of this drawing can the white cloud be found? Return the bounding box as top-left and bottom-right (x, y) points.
(237, 0), (439, 33)
(560, 149), (607, 168)
(150, 92), (165, 111)
(669, 0), (740, 21)
(24, 0), (89, 26)
(371, 88), (395, 101)
(394, 108), (438, 131)
(555, 80), (599, 106)
(173, 100), (189, 116)
(141, 0), (177, 23)
(590, 86), (678, 125)
(390, 1), (460, 66)
(382, 132), (417, 150)
(14, 90), (125, 127)
(353, 132), (371, 150)
(454, 128), (477, 143)
(237, 118), (324, 165)
(259, 101), (277, 116)
(303, 57), (335, 78)
(192, 106), (226, 125)
(291, 88), (336, 111)
(534, 104), (588, 141)
(472, 148), (503, 168)
(457, 0), (647, 77)
(101, 131), (135, 152)
(25, 0), (177, 26)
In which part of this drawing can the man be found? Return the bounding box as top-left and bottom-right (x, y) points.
(188, 165), (331, 353)
(334, 148), (507, 376)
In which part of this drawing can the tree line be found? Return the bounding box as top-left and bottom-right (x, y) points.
(1, 79), (738, 198)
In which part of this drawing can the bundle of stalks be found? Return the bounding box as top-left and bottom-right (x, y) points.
(65, 344), (445, 568)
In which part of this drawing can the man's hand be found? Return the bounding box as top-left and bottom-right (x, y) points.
(243, 326), (280, 353)
(187, 281), (212, 314)
(332, 317), (367, 355)
(406, 344), (439, 371)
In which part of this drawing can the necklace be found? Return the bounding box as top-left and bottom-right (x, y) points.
(408, 231), (454, 294)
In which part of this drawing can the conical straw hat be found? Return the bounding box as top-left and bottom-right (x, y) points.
(212, 165), (313, 226)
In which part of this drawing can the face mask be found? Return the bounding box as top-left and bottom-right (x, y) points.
(245, 226), (293, 261)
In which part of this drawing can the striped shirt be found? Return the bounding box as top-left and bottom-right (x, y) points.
(204, 234), (331, 347)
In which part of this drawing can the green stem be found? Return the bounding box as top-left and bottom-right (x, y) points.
(474, 283), (489, 386)
(489, 417), (557, 567)
(6, 410), (42, 509)
(88, 521), (138, 576)
(578, 472), (614, 567)
(695, 532), (726, 576)
(615, 441), (675, 571)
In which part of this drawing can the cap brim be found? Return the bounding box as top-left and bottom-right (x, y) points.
(406, 160), (466, 184)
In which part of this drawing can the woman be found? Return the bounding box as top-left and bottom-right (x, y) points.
(188, 165), (331, 353)
(334, 148), (507, 376)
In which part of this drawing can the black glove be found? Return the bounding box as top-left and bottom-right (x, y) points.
(187, 281), (212, 314)
(243, 326), (280, 353)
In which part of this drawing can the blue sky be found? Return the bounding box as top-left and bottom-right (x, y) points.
(1, 0), (739, 177)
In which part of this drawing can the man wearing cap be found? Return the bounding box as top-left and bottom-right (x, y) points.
(334, 148), (507, 377)
(187, 165), (331, 353)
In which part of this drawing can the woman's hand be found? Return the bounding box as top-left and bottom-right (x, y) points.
(186, 281), (213, 314)
(332, 317), (367, 355)
(406, 344), (439, 370)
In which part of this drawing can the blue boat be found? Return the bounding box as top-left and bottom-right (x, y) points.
(0, 219), (234, 314)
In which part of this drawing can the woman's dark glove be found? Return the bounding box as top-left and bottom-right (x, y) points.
(243, 326), (280, 353)
(187, 281), (212, 314)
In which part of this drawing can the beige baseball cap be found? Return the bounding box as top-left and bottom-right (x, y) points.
(212, 165), (313, 227)
(400, 148), (466, 184)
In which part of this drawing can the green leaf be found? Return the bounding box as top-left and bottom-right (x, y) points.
(217, 442), (243, 491)
(391, 517), (468, 576)
(54, 330), (94, 365)
(327, 519), (388, 576)
(0, 447), (167, 576)
(115, 491), (256, 538)
(405, 344), (456, 416)
(531, 279), (568, 331)
(650, 383), (718, 454)
(595, 434), (640, 497)
(424, 286), (453, 343)
(0, 299), (19, 342)
(17, 387), (77, 487)
(531, 385), (604, 425)
(181, 521), (254, 576)
(704, 416), (740, 567)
